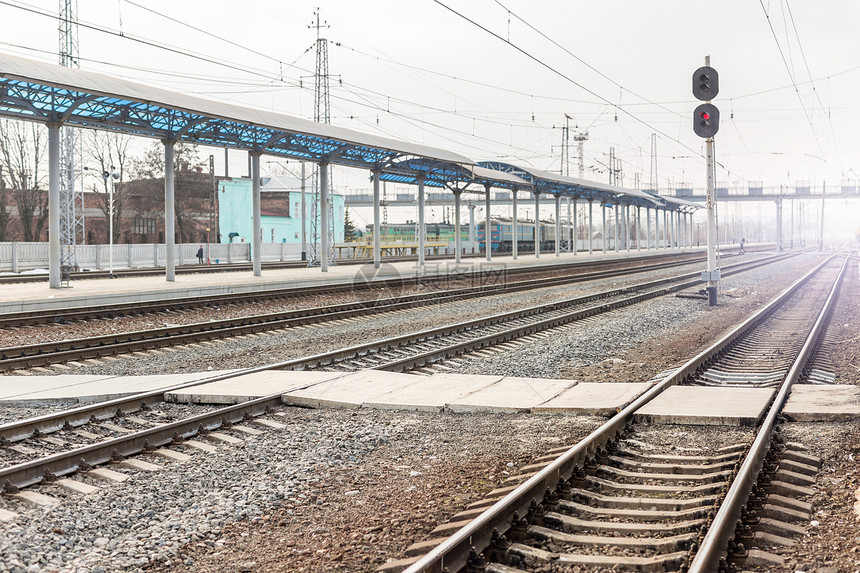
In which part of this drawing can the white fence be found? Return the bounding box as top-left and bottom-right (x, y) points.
(0, 241), (482, 273)
(0, 242), (310, 273)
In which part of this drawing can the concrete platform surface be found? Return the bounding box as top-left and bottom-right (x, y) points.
(783, 385), (860, 421)
(0, 371), (238, 404)
(534, 382), (652, 416)
(164, 370), (344, 404)
(635, 386), (776, 426)
(0, 247), (708, 315)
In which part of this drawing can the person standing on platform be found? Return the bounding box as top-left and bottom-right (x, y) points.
(196, 246), (204, 264)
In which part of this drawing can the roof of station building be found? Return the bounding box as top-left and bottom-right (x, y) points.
(0, 52), (472, 172)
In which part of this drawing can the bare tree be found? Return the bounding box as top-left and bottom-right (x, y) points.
(0, 165), (9, 241)
(0, 119), (48, 241)
(132, 142), (205, 243)
(83, 130), (131, 243)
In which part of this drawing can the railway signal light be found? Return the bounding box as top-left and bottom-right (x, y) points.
(692, 66), (718, 101)
(693, 103), (720, 138)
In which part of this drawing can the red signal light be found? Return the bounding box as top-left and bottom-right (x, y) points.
(701, 111), (710, 121)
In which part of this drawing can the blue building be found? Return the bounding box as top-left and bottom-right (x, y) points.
(217, 175), (345, 245)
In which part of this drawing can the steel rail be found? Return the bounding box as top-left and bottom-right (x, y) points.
(0, 252), (705, 327)
(0, 255), (717, 360)
(1, 394), (283, 490)
(688, 255), (847, 572)
(402, 255), (835, 573)
(0, 254), (785, 445)
(368, 254), (794, 373)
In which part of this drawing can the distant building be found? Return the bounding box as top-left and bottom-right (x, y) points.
(217, 175), (344, 245)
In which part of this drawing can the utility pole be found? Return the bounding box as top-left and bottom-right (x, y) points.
(561, 114), (571, 177)
(574, 131), (588, 179)
(307, 9), (336, 269)
(59, 0), (83, 268)
(649, 134), (658, 193)
(609, 147), (616, 185)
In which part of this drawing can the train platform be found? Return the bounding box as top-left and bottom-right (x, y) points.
(2, 369), (857, 424)
(0, 247), (707, 314)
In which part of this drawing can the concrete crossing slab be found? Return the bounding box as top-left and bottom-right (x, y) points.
(0, 371), (239, 403)
(448, 376), (577, 413)
(363, 373), (502, 412)
(635, 386), (775, 426)
(0, 375), (111, 401)
(535, 383), (652, 416)
(282, 370), (421, 409)
(164, 370), (343, 404)
(783, 385), (860, 421)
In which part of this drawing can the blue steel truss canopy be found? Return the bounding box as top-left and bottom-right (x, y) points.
(379, 160), (532, 191)
(0, 52), (473, 171)
(478, 161), (667, 208)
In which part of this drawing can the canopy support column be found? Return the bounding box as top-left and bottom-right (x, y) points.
(636, 206), (642, 251)
(418, 177), (426, 266)
(453, 189), (462, 264)
(300, 162), (307, 261)
(588, 200), (594, 254)
(372, 169), (381, 269)
(320, 161), (330, 272)
(572, 198), (578, 255)
(512, 188), (519, 260)
(48, 122), (61, 288)
(647, 208), (653, 250)
(554, 194), (561, 257)
(534, 191), (541, 258)
(484, 184), (492, 261)
(601, 204), (607, 253)
(689, 213), (694, 248)
(164, 139), (176, 282)
(250, 151), (262, 277)
(664, 209), (669, 250)
(625, 205), (631, 251)
(468, 203), (476, 244)
(614, 204), (620, 253)
(566, 197), (572, 253)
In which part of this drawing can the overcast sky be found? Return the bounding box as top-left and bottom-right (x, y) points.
(2, 0), (859, 196)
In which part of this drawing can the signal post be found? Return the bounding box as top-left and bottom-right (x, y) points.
(693, 57), (720, 306)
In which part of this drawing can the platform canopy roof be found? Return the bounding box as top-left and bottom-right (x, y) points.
(0, 52), (473, 173)
(379, 160), (533, 190)
(477, 161), (681, 209)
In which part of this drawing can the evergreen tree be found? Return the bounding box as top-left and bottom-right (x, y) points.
(343, 206), (357, 240)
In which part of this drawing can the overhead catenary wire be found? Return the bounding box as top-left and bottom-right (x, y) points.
(431, 0), (706, 161)
(758, 0), (826, 159)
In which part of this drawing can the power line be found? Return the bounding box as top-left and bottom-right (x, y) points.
(431, 0), (705, 160)
(758, 0), (825, 157)
(492, 0), (683, 120)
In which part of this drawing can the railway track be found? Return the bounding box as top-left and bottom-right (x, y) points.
(0, 251), (710, 328)
(0, 252), (753, 371)
(395, 255), (846, 573)
(0, 253), (793, 490)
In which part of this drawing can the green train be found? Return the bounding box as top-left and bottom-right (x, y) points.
(360, 222), (468, 243)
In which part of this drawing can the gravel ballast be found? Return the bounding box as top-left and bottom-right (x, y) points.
(1, 252), (857, 572)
